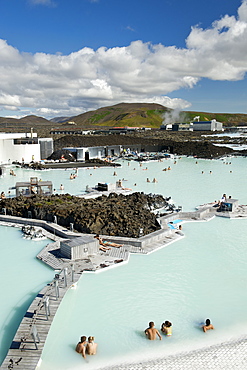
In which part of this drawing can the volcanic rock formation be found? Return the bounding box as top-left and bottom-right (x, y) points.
(1, 192), (170, 237)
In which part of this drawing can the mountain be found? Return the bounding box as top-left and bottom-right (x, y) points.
(50, 116), (73, 123)
(0, 115), (51, 125)
(60, 103), (169, 128)
(55, 103), (247, 128)
(18, 115), (52, 125)
(0, 103), (247, 135)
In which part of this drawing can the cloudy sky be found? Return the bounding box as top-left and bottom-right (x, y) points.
(0, 0), (247, 119)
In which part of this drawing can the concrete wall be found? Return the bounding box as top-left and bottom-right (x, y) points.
(71, 240), (98, 259)
(192, 122), (212, 131)
(0, 133), (41, 164)
(39, 138), (54, 160)
(65, 146), (121, 161)
(0, 138), (40, 164)
(99, 228), (172, 249)
(192, 120), (223, 132)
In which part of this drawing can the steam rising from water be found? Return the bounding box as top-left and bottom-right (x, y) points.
(162, 109), (187, 126)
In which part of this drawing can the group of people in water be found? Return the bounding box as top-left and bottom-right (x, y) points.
(69, 168), (79, 179)
(145, 319), (214, 340)
(76, 336), (98, 359)
(76, 319), (214, 360)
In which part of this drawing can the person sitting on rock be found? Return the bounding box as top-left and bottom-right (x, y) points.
(94, 234), (123, 248)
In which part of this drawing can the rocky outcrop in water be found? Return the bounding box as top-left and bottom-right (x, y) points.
(1, 192), (169, 237)
(47, 149), (76, 161)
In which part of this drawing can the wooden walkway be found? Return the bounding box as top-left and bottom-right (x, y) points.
(1, 265), (82, 370)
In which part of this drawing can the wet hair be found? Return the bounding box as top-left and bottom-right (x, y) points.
(164, 321), (172, 327)
(149, 321), (154, 327)
(205, 319), (211, 326)
(81, 336), (87, 342)
(88, 336), (94, 342)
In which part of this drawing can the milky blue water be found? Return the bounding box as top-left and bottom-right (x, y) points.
(2, 156), (247, 211)
(1, 156), (247, 369)
(0, 227), (54, 364)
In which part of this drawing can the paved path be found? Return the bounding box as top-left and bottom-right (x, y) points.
(102, 337), (247, 369)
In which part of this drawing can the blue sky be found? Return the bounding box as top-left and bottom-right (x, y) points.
(0, 0), (246, 119)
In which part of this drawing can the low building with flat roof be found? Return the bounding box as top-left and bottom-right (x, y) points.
(0, 132), (53, 164)
(191, 119), (223, 131)
(63, 145), (122, 160)
(60, 236), (98, 259)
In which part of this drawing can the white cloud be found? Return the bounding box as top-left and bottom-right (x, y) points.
(0, 105), (20, 112)
(1, 1), (247, 118)
(126, 26), (136, 32)
(28, 0), (56, 7)
(238, 0), (247, 21)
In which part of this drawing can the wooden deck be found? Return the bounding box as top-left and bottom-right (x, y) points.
(1, 265), (81, 370)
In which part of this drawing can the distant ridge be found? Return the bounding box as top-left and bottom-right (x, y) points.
(50, 116), (73, 124)
(0, 114), (51, 125)
(0, 103), (247, 131)
(57, 103), (247, 128)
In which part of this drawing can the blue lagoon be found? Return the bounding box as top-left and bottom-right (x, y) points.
(0, 156), (247, 369)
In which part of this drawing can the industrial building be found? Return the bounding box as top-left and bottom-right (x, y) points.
(161, 119), (223, 132)
(191, 119), (223, 131)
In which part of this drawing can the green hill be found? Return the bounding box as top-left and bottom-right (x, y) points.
(0, 103), (247, 136)
(184, 111), (247, 127)
(67, 102), (169, 128)
(62, 103), (247, 128)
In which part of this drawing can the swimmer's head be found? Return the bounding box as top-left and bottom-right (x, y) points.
(149, 321), (154, 327)
(205, 319), (211, 326)
(81, 336), (87, 342)
(164, 320), (171, 327)
(88, 336), (94, 342)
